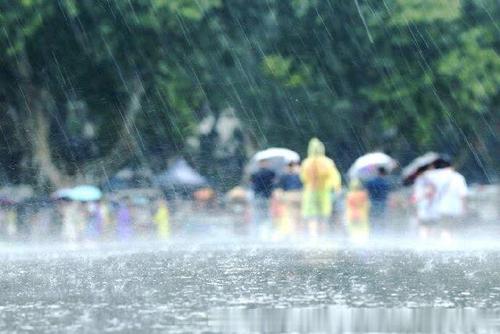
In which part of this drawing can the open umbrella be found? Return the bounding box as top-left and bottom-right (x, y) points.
(348, 152), (397, 180)
(0, 198), (16, 206)
(254, 148), (300, 162)
(247, 148), (300, 174)
(52, 185), (102, 202)
(401, 152), (443, 186)
(70, 185), (102, 201)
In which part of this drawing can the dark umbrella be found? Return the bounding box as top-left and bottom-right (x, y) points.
(401, 152), (449, 186)
(0, 197), (16, 206)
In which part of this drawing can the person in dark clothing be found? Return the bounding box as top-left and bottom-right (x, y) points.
(250, 160), (276, 234)
(278, 161), (302, 192)
(364, 167), (391, 231)
(250, 160), (276, 199)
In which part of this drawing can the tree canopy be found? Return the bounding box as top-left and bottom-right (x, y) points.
(0, 0), (498, 190)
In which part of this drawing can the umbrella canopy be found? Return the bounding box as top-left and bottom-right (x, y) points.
(254, 148), (300, 162)
(53, 185), (102, 202)
(401, 152), (442, 186)
(0, 198), (16, 206)
(71, 185), (103, 201)
(348, 152), (397, 180)
(247, 148), (300, 174)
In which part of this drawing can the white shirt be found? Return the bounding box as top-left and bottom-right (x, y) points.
(414, 168), (468, 220)
(413, 175), (435, 221)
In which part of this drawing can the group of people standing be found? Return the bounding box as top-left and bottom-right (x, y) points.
(56, 197), (171, 243)
(0, 197), (171, 243)
(250, 138), (466, 242)
(250, 138), (391, 240)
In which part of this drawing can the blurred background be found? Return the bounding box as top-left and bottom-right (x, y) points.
(0, 2), (499, 333)
(0, 0), (498, 193)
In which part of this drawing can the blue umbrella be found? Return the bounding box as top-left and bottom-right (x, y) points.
(53, 185), (102, 202)
(69, 185), (102, 201)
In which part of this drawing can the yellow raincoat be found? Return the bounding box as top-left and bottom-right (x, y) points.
(301, 138), (341, 218)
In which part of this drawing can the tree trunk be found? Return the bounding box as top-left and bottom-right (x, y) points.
(80, 77), (146, 182)
(29, 101), (71, 188)
(15, 41), (147, 188)
(16, 46), (71, 188)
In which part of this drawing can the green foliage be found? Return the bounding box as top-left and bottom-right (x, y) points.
(438, 28), (500, 113)
(390, 0), (461, 25)
(261, 55), (311, 87)
(153, 0), (221, 20)
(0, 0), (498, 185)
(290, 0), (318, 17)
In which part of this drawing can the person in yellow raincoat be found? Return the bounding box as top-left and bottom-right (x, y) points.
(301, 138), (341, 236)
(345, 179), (370, 243)
(153, 199), (170, 239)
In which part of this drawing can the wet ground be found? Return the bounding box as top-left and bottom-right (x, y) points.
(1, 239), (500, 333)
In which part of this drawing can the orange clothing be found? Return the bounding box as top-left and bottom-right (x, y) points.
(345, 189), (370, 242)
(346, 190), (369, 223)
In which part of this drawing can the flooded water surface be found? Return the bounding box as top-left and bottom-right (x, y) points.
(1, 241), (500, 333)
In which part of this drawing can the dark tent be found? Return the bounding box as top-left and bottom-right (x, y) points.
(102, 168), (153, 192)
(154, 159), (208, 198)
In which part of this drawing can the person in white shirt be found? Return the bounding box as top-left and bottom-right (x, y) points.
(413, 158), (468, 239)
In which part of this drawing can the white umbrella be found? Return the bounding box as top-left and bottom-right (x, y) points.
(253, 148), (300, 163)
(247, 148), (300, 174)
(348, 152), (397, 180)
